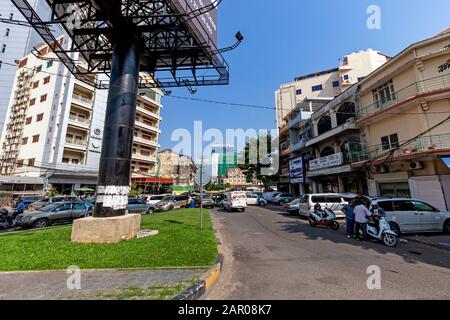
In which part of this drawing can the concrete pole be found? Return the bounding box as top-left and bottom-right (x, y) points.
(94, 36), (141, 218)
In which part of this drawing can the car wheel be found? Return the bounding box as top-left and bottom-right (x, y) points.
(33, 218), (49, 229)
(168, 206), (174, 211)
(443, 219), (450, 234)
(389, 222), (401, 236)
(147, 208), (155, 215)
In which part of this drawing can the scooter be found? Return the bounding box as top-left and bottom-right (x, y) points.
(360, 215), (398, 247)
(309, 205), (340, 230)
(0, 209), (14, 230)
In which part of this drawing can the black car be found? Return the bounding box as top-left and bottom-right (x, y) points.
(195, 195), (215, 209)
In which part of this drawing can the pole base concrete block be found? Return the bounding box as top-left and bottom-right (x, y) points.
(71, 214), (141, 244)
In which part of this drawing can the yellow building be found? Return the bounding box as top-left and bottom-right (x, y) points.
(354, 28), (450, 210)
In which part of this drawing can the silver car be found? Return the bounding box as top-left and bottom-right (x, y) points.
(370, 198), (450, 235)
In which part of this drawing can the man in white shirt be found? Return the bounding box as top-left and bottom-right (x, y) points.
(354, 203), (372, 240)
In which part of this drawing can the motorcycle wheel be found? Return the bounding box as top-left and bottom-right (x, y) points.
(309, 219), (316, 227)
(330, 221), (340, 231)
(383, 233), (398, 247)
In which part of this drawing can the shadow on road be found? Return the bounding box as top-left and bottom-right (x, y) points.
(266, 206), (450, 270)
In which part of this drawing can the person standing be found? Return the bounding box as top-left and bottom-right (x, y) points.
(354, 201), (372, 241)
(342, 201), (355, 239)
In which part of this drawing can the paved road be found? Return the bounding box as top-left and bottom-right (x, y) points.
(204, 206), (450, 300)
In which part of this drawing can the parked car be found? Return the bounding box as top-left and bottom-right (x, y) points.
(263, 192), (282, 203)
(155, 195), (190, 212)
(284, 198), (301, 215)
(195, 195), (215, 209)
(83, 198), (155, 215)
(299, 194), (349, 219)
(370, 198), (450, 235)
(17, 196), (44, 207)
(273, 193), (295, 205)
(223, 191), (247, 212)
(15, 201), (89, 229)
(246, 193), (267, 206)
(144, 195), (166, 205)
(27, 196), (80, 211)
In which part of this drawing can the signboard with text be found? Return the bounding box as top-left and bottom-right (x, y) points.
(289, 156), (305, 184)
(309, 153), (343, 171)
(168, 0), (218, 48)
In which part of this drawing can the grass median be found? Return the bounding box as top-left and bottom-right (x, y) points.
(0, 209), (218, 272)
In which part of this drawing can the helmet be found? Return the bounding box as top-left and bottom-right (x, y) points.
(314, 203), (322, 211)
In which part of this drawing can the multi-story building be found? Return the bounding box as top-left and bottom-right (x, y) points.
(0, 37), (163, 196)
(353, 28), (450, 210)
(276, 49), (390, 192)
(0, 0), (56, 136)
(222, 167), (258, 188)
(157, 149), (197, 194)
(210, 144), (234, 183)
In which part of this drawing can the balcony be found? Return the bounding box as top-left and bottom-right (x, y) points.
(288, 111), (303, 129)
(136, 106), (161, 120)
(65, 138), (88, 151)
(357, 74), (450, 122)
(72, 92), (93, 110)
(306, 120), (358, 147)
(353, 133), (450, 163)
(135, 120), (161, 134)
(132, 153), (158, 163)
(68, 115), (91, 130)
(133, 136), (159, 148)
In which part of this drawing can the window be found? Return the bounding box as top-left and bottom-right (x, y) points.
(5, 29), (10, 37)
(0, 61), (2, 69)
(25, 117), (32, 125)
(40, 94), (47, 102)
(296, 89), (302, 95)
(332, 81), (340, 88)
(62, 158), (70, 164)
(393, 200), (415, 211)
(413, 201), (436, 212)
(17, 160), (23, 168)
(32, 81), (39, 89)
(377, 201), (394, 212)
(47, 61), (53, 69)
(1, 44), (6, 53)
(343, 74), (349, 80)
(72, 159), (79, 165)
(312, 84), (323, 92)
(373, 80), (396, 108)
(74, 203), (85, 211)
(357, 76), (366, 82)
(36, 65), (42, 73)
(381, 134), (400, 150)
(43, 76), (50, 84)
(22, 137), (28, 145)
(9, 13), (14, 20)
(28, 158), (35, 167)
(32, 135), (40, 143)
(36, 113), (44, 122)
(29, 98), (36, 106)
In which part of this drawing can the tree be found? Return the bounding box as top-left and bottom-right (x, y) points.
(238, 133), (278, 188)
(129, 183), (142, 198)
(46, 187), (59, 197)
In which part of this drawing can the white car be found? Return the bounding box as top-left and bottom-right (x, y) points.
(299, 194), (349, 219)
(144, 195), (166, 205)
(246, 193), (267, 206)
(371, 198), (450, 235)
(223, 191), (247, 212)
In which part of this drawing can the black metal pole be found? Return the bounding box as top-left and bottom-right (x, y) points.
(94, 35), (141, 218)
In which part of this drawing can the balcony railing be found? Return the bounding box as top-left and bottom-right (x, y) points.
(350, 133), (450, 162)
(357, 74), (450, 120)
(65, 138), (87, 147)
(69, 115), (91, 126)
(72, 93), (93, 106)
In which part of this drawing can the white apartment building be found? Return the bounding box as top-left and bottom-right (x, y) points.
(0, 37), (162, 195)
(275, 49), (390, 129)
(0, 0), (57, 136)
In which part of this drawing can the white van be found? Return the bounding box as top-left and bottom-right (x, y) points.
(224, 191), (248, 212)
(299, 194), (348, 218)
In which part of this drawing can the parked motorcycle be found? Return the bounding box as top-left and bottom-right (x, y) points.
(309, 204), (340, 230)
(360, 215), (398, 247)
(0, 208), (14, 230)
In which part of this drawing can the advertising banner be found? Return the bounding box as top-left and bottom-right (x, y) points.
(168, 0), (218, 48)
(309, 153), (343, 171)
(289, 156), (305, 184)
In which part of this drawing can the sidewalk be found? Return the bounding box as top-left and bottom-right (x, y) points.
(402, 234), (450, 251)
(0, 268), (206, 300)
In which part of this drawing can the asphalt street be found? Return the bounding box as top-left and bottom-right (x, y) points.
(204, 205), (450, 300)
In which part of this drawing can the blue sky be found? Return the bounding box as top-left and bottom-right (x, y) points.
(159, 0), (450, 151)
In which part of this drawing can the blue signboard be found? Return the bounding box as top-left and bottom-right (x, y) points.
(289, 156), (305, 184)
(440, 156), (450, 168)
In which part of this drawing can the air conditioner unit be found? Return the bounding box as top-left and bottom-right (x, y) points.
(409, 161), (424, 170)
(375, 165), (389, 173)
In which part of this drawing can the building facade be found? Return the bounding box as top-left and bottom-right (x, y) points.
(0, 37), (163, 196)
(0, 0), (57, 136)
(157, 149), (197, 193)
(354, 28), (450, 210)
(222, 167), (259, 188)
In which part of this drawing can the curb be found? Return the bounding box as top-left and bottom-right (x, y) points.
(172, 253), (224, 300)
(401, 236), (450, 252)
